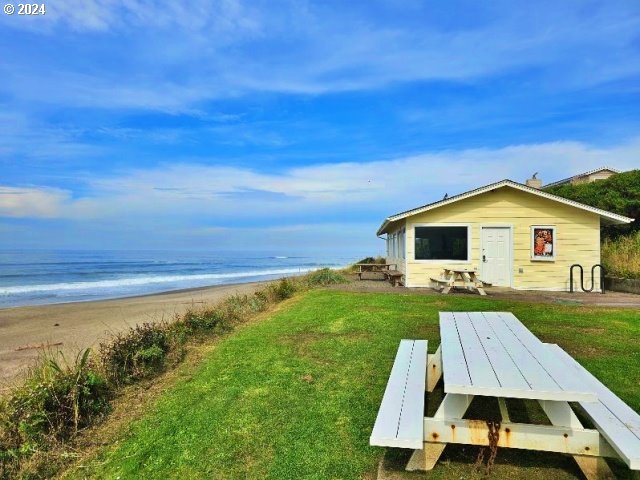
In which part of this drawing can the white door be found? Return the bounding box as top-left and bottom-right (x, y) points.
(481, 227), (512, 287)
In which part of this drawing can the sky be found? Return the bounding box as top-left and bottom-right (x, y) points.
(1, 0), (639, 255)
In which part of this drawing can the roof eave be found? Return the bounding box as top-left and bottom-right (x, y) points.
(376, 220), (390, 236)
(378, 179), (633, 228)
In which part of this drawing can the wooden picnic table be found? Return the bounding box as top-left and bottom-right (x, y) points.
(371, 312), (640, 479)
(355, 263), (396, 280)
(431, 267), (487, 295)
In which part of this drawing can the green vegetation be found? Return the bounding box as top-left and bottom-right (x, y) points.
(354, 256), (386, 264)
(545, 169), (640, 238)
(64, 290), (640, 479)
(602, 231), (640, 279)
(545, 169), (640, 279)
(304, 267), (349, 286)
(0, 349), (111, 478)
(1, 272), (343, 479)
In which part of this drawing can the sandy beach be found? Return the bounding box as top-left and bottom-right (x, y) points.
(0, 281), (265, 386)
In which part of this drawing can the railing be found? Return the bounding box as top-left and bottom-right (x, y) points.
(569, 264), (606, 294)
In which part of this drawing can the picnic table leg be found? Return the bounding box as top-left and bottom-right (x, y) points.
(406, 444), (446, 471)
(426, 346), (442, 392)
(467, 272), (487, 295)
(441, 273), (453, 294)
(497, 398), (510, 422)
(538, 400), (616, 480)
(408, 393), (474, 471)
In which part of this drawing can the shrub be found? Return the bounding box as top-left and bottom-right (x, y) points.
(247, 292), (269, 312)
(266, 277), (298, 301)
(99, 323), (175, 386)
(0, 349), (110, 466)
(182, 308), (226, 333)
(221, 294), (255, 324)
(355, 256), (385, 264)
(602, 231), (640, 279)
(305, 268), (348, 286)
(347, 256), (386, 272)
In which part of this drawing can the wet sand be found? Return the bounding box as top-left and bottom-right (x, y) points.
(0, 282), (265, 386)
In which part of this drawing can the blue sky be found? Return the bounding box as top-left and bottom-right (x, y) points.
(1, 0), (639, 254)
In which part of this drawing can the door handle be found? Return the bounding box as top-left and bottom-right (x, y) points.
(482, 255), (487, 262)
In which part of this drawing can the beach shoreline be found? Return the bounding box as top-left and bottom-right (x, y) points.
(0, 280), (270, 386)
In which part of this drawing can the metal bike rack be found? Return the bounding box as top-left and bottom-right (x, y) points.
(569, 264), (606, 294)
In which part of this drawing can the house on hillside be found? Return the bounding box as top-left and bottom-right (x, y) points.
(377, 179), (633, 291)
(544, 166), (620, 188)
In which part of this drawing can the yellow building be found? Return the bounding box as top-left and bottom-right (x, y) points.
(377, 180), (633, 291)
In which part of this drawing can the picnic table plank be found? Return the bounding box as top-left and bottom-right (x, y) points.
(397, 340), (428, 442)
(496, 312), (597, 402)
(439, 313), (473, 390)
(370, 339), (427, 449)
(466, 312), (531, 391)
(451, 312), (500, 388)
(482, 312), (563, 394)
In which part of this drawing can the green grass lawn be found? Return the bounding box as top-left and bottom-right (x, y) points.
(66, 290), (640, 479)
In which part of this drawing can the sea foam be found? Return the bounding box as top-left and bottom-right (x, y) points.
(0, 267), (313, 296)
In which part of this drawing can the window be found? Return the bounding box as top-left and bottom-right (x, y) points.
(415, 226), (469, 260)
(387, 228), (406, 259)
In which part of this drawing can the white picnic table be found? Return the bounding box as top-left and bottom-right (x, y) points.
(355, 263), (396, 280)
(370, 312), (640, 479)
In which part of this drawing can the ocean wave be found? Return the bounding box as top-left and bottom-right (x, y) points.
(0, 267), (317, 296)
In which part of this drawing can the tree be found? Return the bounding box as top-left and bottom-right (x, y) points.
(544, 170), (640, 238)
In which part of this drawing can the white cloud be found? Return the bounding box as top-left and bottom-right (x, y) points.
(2, 138), (637, 221)
(1, 1), (639, 111)
(0, 186), (72, 218)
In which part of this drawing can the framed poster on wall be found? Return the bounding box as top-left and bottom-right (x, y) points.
(531, 226), (556, 261)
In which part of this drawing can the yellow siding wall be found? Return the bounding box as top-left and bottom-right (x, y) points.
(399, 187), (601, 291)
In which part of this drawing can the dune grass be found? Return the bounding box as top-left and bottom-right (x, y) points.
(64, 290), (640, 479)
(603, 231), (640, 279)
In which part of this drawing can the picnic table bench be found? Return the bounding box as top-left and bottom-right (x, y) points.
(370, 312), (640, 479)
(382, 270), (404, 287)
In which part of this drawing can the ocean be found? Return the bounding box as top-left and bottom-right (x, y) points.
(0, 250), (355, 308)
